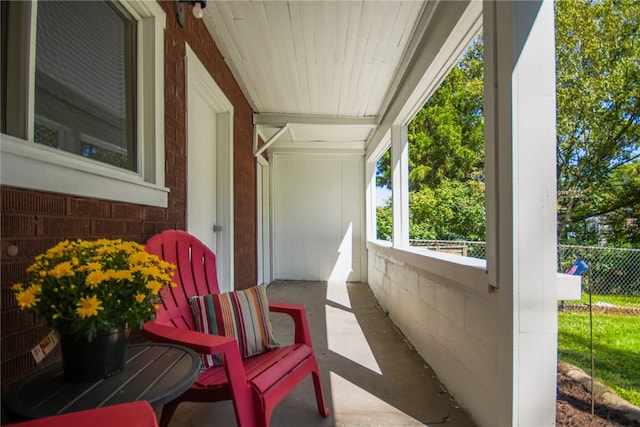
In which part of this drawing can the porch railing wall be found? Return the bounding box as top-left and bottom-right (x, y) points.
(409, 240), (640, 409)
(411, 240), (640, 302)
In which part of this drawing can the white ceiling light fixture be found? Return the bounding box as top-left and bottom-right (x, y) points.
(175, 0), (206, 27)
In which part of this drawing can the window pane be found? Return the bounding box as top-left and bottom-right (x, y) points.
(375, 147), (393, 241)
(408, 35), (486, 258)
(35, 1), (136, 171)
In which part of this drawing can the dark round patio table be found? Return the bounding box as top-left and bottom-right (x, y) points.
(5, 343), (201, 422)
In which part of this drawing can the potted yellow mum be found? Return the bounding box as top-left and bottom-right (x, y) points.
(13, 238), (176, 382)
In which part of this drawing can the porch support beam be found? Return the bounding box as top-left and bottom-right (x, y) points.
(254, 124), (288, 157)
(254, 113), (377, 128)
(485, 1), (558, 425)
(391, 125), (409, 248)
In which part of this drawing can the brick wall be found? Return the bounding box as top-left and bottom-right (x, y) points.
(0, 188), (182, 394)
(1, 0), (256, 405)
(159, 0), (257, 289)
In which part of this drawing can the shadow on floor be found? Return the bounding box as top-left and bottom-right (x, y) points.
(165, 281), (477, 427)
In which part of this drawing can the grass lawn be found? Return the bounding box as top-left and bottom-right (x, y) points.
(558, 312), (640, 407)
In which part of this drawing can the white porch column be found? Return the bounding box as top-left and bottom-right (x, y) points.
(484, 1), (558, 426)
(391, 124), (409, 247)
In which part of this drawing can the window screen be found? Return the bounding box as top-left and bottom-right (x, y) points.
(34, 1), (137, 171)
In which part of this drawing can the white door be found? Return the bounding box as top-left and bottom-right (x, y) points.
(186, 46), (234, 291)
(187, 91), (217, 251)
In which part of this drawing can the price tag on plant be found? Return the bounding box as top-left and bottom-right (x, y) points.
(31, 330), (60, 363)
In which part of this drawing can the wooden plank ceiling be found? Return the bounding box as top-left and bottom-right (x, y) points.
(201, 1), (427, 148)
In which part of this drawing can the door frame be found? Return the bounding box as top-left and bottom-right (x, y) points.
(256, 155), (271, 285)
(185, 44), (234, 292)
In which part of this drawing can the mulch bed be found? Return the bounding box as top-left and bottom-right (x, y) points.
(557, 372), (640, 426)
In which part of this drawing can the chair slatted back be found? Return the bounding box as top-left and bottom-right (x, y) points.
(146, 230), (220, 330)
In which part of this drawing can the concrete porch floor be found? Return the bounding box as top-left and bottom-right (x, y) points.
(164, 281), (477, 427)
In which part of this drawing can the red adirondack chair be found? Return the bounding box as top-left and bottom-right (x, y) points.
(142, 230), (330, 427)
(11, 401), (158, 427)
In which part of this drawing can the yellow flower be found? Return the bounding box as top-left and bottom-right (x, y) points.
(113, 270), (133, 281)
(46, 241), (69, 257)
(97, 245), (117, 256)
(76, 296), (104, 319)
(15, 288), (40, 309)
(49, 262), (75, 279)
(14, 238), (175, 340)
(145, 280), (163, 295)
(127, 251), (149, 266)
(139, 266), (160, 279)
(86, 262), (102, 271)
(85, 270), (106, 289)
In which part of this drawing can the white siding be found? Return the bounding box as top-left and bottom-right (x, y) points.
(272, 153), (364, 282)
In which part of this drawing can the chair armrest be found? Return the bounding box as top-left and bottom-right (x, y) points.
(143, 321), (236, 355)
(268, 301), (314, 347)
(143, 320), (253, 411)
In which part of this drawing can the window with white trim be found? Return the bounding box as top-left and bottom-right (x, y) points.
(374, 35), (486, 259)
(1, 0), (168, 207)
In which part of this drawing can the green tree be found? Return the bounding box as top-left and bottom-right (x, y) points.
(376, 37), (485, 241)
(599, 161), (640, 245)
(378, 1), (640, 246)
(376, 37), (484, 192)
(556, 0), (640, 244)
(409, 179), (485, 240)
(376, 178), (485, 241)
(376, 203), (393, 241)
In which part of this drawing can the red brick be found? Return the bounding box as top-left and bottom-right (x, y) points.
(1, 215), (35, 237)
(111, 203), (142, 220)
(2, 187), (65, 215)
(43, 217), (91, 236)
(1, 308), (38, 336)
(2, 354), (38, 387)
(127, 221), (144, 236)
(67, 198), (110, 218)
(93, 219), (128, 236)
(142, 206), (166, 222)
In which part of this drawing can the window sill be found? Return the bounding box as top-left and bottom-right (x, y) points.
(0, 134), (169, 207)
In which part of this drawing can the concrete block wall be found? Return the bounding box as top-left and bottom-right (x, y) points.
(368, 246), (503, 427)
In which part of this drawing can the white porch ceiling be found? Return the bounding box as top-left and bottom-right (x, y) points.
(201, 1), (428, 149)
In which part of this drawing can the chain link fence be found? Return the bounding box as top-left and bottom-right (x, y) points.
(558, 245), (640, 315)
(411, 240), (640, 312)
(558, 245), (640, 296)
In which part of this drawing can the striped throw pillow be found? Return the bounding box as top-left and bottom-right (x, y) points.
(190, 285), (279, 369)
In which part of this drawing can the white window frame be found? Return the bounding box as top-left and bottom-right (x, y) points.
(0, 0), (168, 207)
